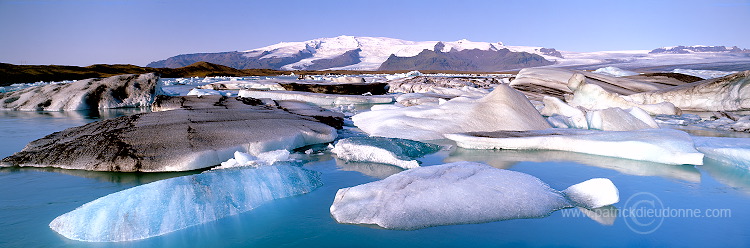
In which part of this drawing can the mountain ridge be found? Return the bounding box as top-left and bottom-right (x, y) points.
(147, 36), (561, 71)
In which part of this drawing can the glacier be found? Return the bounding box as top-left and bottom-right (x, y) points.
(330, 161), (618, 230)
(331, 137), (441, 169)
(352, 84), (551, 141)
(445, 128), (704, 165)
(49, 164), (322, 242)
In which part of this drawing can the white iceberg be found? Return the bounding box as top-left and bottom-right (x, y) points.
(212, 150), (291, 170)
(445, 128), (704, 165)
(330, 161), (618, 230)
(591, 66), (639, 77)
(331, 137), (441, 169)
(352, 84), (551, 141)
(693, 136), (750, 169)
(50, 164), (322, 242)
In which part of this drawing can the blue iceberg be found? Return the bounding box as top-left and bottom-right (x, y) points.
(50, 164), (322, 242)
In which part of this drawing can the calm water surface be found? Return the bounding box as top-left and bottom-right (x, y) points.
(1, 109), (749, 247)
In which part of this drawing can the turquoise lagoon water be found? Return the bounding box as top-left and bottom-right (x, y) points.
(1, 110), (750, 247)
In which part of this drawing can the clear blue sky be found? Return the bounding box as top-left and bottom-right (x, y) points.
(1, 0), (749, 66)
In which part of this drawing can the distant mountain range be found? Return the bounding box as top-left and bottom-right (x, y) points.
(649, 45), (750, 54)
(147, 36), (750, 72)
(147, 36), (563, 71)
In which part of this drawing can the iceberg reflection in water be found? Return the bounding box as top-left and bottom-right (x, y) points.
(445, 148), (701, 182)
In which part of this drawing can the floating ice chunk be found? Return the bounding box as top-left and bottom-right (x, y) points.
(566, 73), (680, 115)
(238, 90), (394, 105)
(213, 150), (291, 170)
(591, 66), (639, 77)
(330, 162), (618, 230)
(563, 178), (619, 209)
(50, 164), (322, 242)
(331, 137), (441, 169)
(186, 88), (223, 96)
(352, 84), (551, 141)
(445, 128), (704, 165)
(693, 136), (750, 169)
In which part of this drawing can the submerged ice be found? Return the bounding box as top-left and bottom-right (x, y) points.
(330, 162), (618, 230)
(49, 164), (322, 242)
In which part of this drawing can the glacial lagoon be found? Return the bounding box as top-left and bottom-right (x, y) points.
(1, 106), (749, 247)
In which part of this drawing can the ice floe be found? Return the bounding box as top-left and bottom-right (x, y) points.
(330, 161), (618, 229)
(50, 164), (322, 242)
(238, 90), (395, 105)
(445, 128), (704, 165)
(331, 137), (441, 169)
(353, 84), (551, 141)
(693, 136), (750, 169)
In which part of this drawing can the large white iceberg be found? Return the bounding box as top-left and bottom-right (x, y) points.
(445, 128), (704, 165)
(330, 162), (618, 230)
(508, 68), (660, 100)
(331, 137), (441, 169)
(49, 164), (322, 242)
(566, 73), (680, 115)
(352, 84), (551, 141)
(627, 71), (750, 112)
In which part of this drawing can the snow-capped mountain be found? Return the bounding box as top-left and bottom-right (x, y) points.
(147, 36), (750, 72)
(147, 36), (562, 71)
